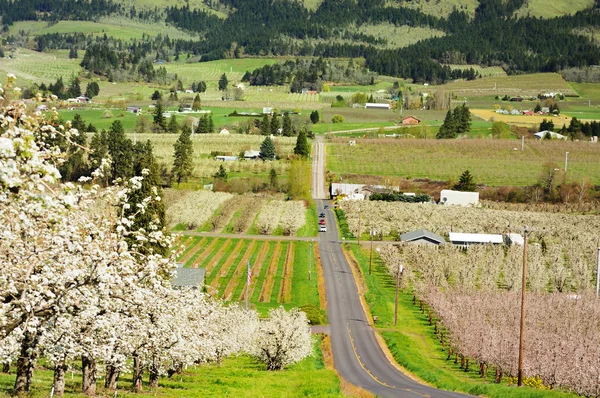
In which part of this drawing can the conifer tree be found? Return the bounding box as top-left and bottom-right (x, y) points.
(213, 164), (228, 182)
(293, 129), (310, 158)
(259, 136), (276, 160)
(270, 114), (280, 136)
(168, 114), (179, 134)
(208, 115), (214, 133)
(192, 94), (201, 111)
(218, 73), (228, 91)
(453, 170), (477, 192)
(261, 114), (270, 135)
(310, 110), (320, 124)
(153, 101), (167, 132)
(269, 167), (278, 190)
(282, 112), (292, 137)
(436, 110), (457, 139)
(107, 120), (133, 181)
(172, 125), (194, 185)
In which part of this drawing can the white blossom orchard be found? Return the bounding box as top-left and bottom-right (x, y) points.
(0, 87), (312, 396)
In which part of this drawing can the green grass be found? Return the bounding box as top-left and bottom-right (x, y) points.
(387, 0), (479, 17)
(297, 201), (318, 237)
(0, 347), (342, 397)
(513, 0), (593, 18)
(358, 23), (445, 49)
(347, 244), (577, 398)
(183, 237), (214, 267)
(289, 241), (320, 309)
(326, 137), (600, 186)
(0, 49), (81, 86)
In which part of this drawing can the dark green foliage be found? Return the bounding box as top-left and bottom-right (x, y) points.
(151, 90), (162, 101)
(269, 167), (278, 190)
(192, 94), (201, 111)
(213, 164), (228, 182)
(58, 114), (88, 182)
(107, 120), (133, 181)
(67, 76), (81, 98)
(299, 304), (326, 325)
(191, 81), (207, 93)
(534, 103), (542, 113)
(260, 114), (270, 135)
(436, 105), (470, 139)
(293, 130), (310, 158)
(153, 101), (167, 132)
(89, 130), (108, 179)
(539, 118), (554, 132)
(334, 208), (354, 239)
(453, 170), (477, 192)
(167, 114), (179, 134)
(310, 110), (320, 124)
(85, 81), (99, 99)
(259, 136), (276, 160)
(0, 0), (118, 26)
(270, 114), (280, 136)
(369, 193), (431, 202)
(218, 73), (228, 91)
(282, 112), (292, 137)
(68, 47), (78, 59)
(172, 125), (194, 185)
(208, 115), (214, 133)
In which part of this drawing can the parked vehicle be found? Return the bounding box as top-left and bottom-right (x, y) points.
(319, 225), (327, 232)
(319, 212), (325, 218)
(319, 219), (325, 225)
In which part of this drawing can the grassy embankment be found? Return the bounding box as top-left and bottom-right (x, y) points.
(346, 244), (578, 398)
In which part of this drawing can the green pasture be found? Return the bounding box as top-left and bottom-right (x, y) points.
(513, 0), (593, 18)
(177, 238), (322, 316)
(446, 65), (507, 78)
(388, 0), (479, 17)
(326, 137), (600, 186)
(347, 244), (578, 398)
(112, 0), (227, 17)
(0, 49), (81, 86)
(0, 348), (341, 397)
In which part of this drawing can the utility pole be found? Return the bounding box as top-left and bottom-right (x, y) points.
(369, 228), (374, 275)
(565, 152), (569, 172)
(517, 227), (529, 387)
(521, 135), (524, 151)
(394, 262), (403, 326)
(357, 207), (361, 245)
(596, 247), (600, 297)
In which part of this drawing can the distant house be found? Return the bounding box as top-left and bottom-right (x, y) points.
(509, 97), (523, 102)
(36, 104), (48, 111)
(76, 96), (90, 103)
(440, 189), (479, 206)
(510, 109), (520, 115)
(449, 232), (503, 247)
(523, 110), (534, 116)
(365, 103), (390, 110)
(185, 89), (194, 94)
(126, 106), (142, 114)
(400, 229), (445, 245)
(219, 128), (230, 135)
(534, 130), (567, 140)
(172, 267), (206, 289)
(216, 155), (238, 161)
(541, 107), (550, 114)
(244, 150), (260, 159)
(401, 116), (420, 125)
(505, 233), (524, 246)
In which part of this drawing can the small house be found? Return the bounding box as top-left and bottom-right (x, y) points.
(244, 150), (260, 159)
(172, 267), (206, 289)
(401, 116), (421, 125)
(400, 229), (445, 246)
(126, 106), (142, 114)
(510, 109), (520, 115)
(523, 110), (534, 116)
(440, 190), (479, 206)
(541, 107), (550, 114)
(449, 232), (503, 247)
(76, 96), (90, 103)
(365, 103), (391, 110)
(185, 89), (194, 94)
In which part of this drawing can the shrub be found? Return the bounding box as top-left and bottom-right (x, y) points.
(299, 304), (326, 325)
(331, 115), (345, 123)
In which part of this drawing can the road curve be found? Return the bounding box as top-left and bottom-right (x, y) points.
(313, 138), (472, 398)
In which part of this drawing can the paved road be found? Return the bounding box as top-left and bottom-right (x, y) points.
(313, 139), (471, 398)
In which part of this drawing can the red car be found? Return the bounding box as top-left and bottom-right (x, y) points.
(319, 219), (326, 225)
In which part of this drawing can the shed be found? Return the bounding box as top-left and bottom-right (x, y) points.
(440, 190), (479, 206)
(244, 150), (260, 159)
(401, 116), (421, 125)
(400, 229), (445, 245)
(534, 131), (566, 140)
(219, 128), (230, 135)
(449, 232), (503, 247)
(365, 103), (390, 110)
(330, 183), (364, 198)
(126, 106), (141, 114)
(216, 155), (238, 161)
(172, 267), (206, 289)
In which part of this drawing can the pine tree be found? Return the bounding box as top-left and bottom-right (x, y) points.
(71, 113), (87, 132)
(213, 164), (228, 182)
(453, 170), (477, 192)
(261, 114), (270, 135)
(208, 115), (214, 133)
(270, 114), (280, 136)
(436, 110), (457, 139)
(192, 94), (201, 111)
(168, 115), (179, 134)
(85, 82), (99, 99)
(310, 110), (320, 124)
(293, 129), (310, 158)
(172, 125), (194, 185)
(89, 130), (108, 175)
(282, 112), (292, 136)
(107, 120), (133, 181)
(269, 167), (278, 190)
(198, 115), (208, 134)
(67, 77), (81, 98)
(153, 101), (167, 132)
(259, 136), (276, 160)
(151, 90), (162, 101)
(218, 73), (228, 91)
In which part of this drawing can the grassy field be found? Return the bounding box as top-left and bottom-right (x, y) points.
(8, 17), (195, 40)
(0, 49), (81, 86)
(326, 137), (600, 186)
(471, 109), (572, 127)
(446, 65), (507, 78)
(0, 348), (342, 397)
(513, 0), (593, 18)
(387, 0), (479, 17)
(176, 238), (322, 315)
(346, 244), (578, 398)
(112, 0), (227, 17)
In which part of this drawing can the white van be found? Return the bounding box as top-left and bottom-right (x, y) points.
(319, 225), (327, 232)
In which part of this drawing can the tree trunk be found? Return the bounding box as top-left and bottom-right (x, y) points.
(149, 363), (160, 389)
(460, 355), (465, 369)
(480, 362), (486, 378)
(105, 365), (120, 390)
(132, 355), (143, 391)
(2, 362), (9, 373)
(495, 367), (504, 383)
(14, 331), (39, 393)
(81, 355), (97, 396)
(454, 353), (458, 364)
(464, 358), (469, 372)
(53, 360), (68, 396)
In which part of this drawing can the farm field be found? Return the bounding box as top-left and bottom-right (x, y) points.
(176, 237), (322, 315)
(446, 65), (507, 78)
(471, 108), (573, 127)
(326, 138), (600, 186)
(345, 244), (578, 398)
(0, 49), (80, 86)
(0, 350), (342, 397)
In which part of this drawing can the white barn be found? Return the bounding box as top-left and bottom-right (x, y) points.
(440, 190), (479, 206)
(365, 103), (390, 110)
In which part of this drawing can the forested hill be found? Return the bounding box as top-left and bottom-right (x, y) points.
(3, 0), (600, 82)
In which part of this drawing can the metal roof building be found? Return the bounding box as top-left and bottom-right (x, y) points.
(400, 229), (445, 245)
(449, 232), (503, 247)
(172, 267), (206, 289)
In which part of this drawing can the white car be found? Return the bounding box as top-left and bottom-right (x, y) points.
(319, 225), (327, 232)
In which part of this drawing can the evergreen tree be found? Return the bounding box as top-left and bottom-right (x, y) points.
(198, 115), (208, 134)
(151, 90), (162, 101)
(259, 136), (276, 160)
(282, 112), (292, 137)
(89, 130), (108, 179)
(153, 101), (167, 132)
(168, 114), (179, 134)
(218, 73), (228, 91)
(539, 118), (554, 132)
(261, 114), (270, 135)
(436, 110), (456, 139)
(60, 116), (87, 182)
(269, 167), (278, 190)
(310, 110), (320, 124)
(107, 120), (133, 181)
(453, 170), (477, 192)
(207, 115), (214, 133)
(270, 114), (280, 136)
(68, 47), (78, 59)
(293, 129), (310, 158)
(85, 82), (100, 99)
(172, 125), (194, 185)
(192, 94), (201, 111)
(213, 164), (228, 182)
(71, 113), (87, 132)
(453, 104), (471, 134)
(199, 81), (207, 93)
(67, 77), (81, 98)
(87, 123), (97, 133)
